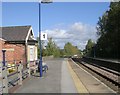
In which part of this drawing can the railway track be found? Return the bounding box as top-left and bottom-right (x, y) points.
(72, 58), (120, 93)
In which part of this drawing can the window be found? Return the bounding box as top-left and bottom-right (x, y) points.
(30, 47), (34, 61)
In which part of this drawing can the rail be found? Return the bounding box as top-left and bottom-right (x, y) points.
(72, 58), (120, 92)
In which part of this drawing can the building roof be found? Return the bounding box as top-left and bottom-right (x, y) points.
(0, 25), (32, 42)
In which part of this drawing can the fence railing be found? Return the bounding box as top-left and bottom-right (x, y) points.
(0, 60), (38, 94)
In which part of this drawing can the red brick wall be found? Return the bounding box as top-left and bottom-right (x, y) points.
(3, 42), (26, 64)
(0, 39), (5, 61)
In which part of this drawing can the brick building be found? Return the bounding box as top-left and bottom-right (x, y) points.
(0, 38), (5, 62)
(0, 25), (38, 65)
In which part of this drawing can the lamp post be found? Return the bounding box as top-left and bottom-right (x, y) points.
(39, 0), (53, 77)
(39, 2), (42, 77)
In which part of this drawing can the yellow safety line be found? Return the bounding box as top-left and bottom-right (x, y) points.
(67, 60), (89, 93)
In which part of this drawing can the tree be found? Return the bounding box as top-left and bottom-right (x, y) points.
(45, 38), (61, 57)
(64, 42), (80, 57)
(85, 39), (95, 57)
(96, 2), (120, 58)
(53, 46), (60, 57)
(45, 38), (55, 56)
(59, 49), (65, 57)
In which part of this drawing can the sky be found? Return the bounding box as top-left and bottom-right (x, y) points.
(41, 2), (110, 50)
(2, 2), (110, 50)
(2, 2), (39, 37)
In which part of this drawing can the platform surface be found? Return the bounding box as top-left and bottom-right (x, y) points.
(14, 58), (116, 94)
(15, 58), (77, 93)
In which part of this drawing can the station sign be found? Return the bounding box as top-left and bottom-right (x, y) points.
(41, 32), (47, 40)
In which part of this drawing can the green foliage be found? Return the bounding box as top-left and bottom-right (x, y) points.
(84, 39), (95, 57)
(45, 38), (54, 56)
(53, 47), (61, 57)
(59, 49), (65, 57)
(96, 2), (120, 58)
(45, 38), (61, 57)
(64, 42), (80, 57)
(37, 37), (82, 58)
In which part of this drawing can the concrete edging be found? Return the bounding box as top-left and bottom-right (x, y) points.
(67, 59), (89, 93)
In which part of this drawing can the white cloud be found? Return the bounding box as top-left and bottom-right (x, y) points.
(42, 22), (97, 50)
(42, 29), (72, 39)
(71, 22), (85, 32)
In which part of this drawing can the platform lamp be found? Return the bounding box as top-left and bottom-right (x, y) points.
(39, 0), (53, 77)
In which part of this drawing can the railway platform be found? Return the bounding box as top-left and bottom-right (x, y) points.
(14, 58), (77, 93)
(12, 58), (117, 93)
